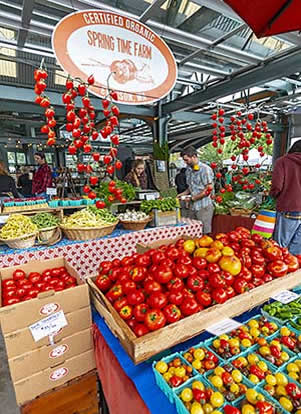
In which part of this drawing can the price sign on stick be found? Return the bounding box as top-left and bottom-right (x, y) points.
(206, 318), (242, 336)
(29, 310), (67, 342)
(271, 290), (300, 304)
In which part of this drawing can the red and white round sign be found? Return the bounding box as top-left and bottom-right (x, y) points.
(52, 10), (177, 105)
(49, 367), (69, 381)
(49, 344), (69, 359)
(39, 303), (60, 316)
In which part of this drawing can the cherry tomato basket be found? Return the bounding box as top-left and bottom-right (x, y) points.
(279, 356), (301, 386)
(204, 361), (254, 405)
(180, 342), (223, 375)
(233, 386), (285, 414)
(239, 314), (281, 340)
(229, 348), (277, 387)
(152, 352), (199, 404)
(285, 325), (301, 356)
(204, 336), (258, 361)
(173, 374), (221, 414)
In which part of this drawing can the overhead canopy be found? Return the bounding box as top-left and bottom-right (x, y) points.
(224, 0), (301, 38)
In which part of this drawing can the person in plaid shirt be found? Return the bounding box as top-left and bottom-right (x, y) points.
(32, 152), (53, 196)
(178, 147), (215, 234)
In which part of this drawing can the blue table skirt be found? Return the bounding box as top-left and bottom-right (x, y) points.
(92, 304), (264, 414)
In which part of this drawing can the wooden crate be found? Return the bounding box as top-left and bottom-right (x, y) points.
(149, 209), (179, 227)
(88, 269), (301, 365)
(20, 371), (98, 414)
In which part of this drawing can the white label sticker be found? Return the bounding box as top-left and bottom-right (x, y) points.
(271, 290), (300, 304)
(49, 344), (69, 359)
(49, 367), (69, 381)
(206, 318), (242, 336)
(46, 187), (57, 196)
(39, 303), (60, 316)
(29, 310), (68, 342)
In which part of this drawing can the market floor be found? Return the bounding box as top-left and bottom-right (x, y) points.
(0, 330), (19, 414)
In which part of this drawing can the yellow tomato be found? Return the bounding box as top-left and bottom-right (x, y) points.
(279, 397), (293, 412)
(280, 327), (291, 336)
(269, 322), (278, 331)
(261, 327), (269, 336)
(248, 374), (259, 384)
(281, 351), (290, 362)
(175, 367), (186, 378)
(247, 354), (259, 365)
(287, 363), (299, 373)
(198, 235), (213, 247)
(270, 340), (281, 349)
(248, 319), (259, 329)
(155, 361), (168, 373)
(194, 248), (208, 258)
(203, 404), (213, 414)
(229, 338), (240, 348)
(250, 328), (260, 338)
(211, 376), (223, 388)
(192, 381), (205, 391)
(288, 372), (298, 381)
(192, 360), (202, 370)
(181, 388), (193, 402)
(211, 411), (222, 414)
(275, 372), (288, 386)
(242, 339), (252, 348)
(219, 334), (229, 340)
(256, 393), (265, 402)
(222, 246), (234, 256)
(194, 348), (205, 360)
(259, 346), (271, 357)
(242, 404), (256, 414)
(295, 359), (301, 368)
(230, 383), (240, 394)
(238, 356), (248, 367)
(257, 361), (268, 372)
(219, 255), (242, 276)
(246, 389), (258, 404)
(232, 370), (242, 383)
(163, 372), (172, 382)
(265, 375), (276, 386)
(211, 241), (224, 251)
(190, 402), (204, 414)
(214, 367), (225, 376)
(184, 240), (196, 254)
(212, 339), (220, 349)
(210, 392), (224, 408)
(275, 385), (287, 397)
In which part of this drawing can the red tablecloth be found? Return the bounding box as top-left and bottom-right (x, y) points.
(212, 214), (256, 236)
(0, 220), (203, 278)
(93, 324), (149, 414)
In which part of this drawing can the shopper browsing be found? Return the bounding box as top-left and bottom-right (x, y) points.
(124, 159), (148, 189)
(32, 152), (53, 197)
(178, 147), (214, 234)
(17, 166), (32, 197)
(270, 139), (301, 255)
(0, 161), (19, 200)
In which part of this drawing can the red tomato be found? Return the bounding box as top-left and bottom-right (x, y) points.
(251, 233), (263, 244)
(133, 303), (149, 322)
(51, 268), (62, 278)
(168, 291), (184, 306)
(252, 255), (265, 266)
(145, 309), (166, 331)
(228, 231), (240, 242)
(182, 288), (195, 299)
(186, 275), (204, 292)
(240, 254), (252, 269)
(121, 256), (135, 267)
(144, 280), (162, 295)
(212, 288), (228, 304)
(2, 279), (16, 288)
(221, 271), (234, 286)
(209, 273), (226, 289)
(119, 305), (133, 320)
(177, 255), (192, 266)
(62, 275), (77, 286)
(181, 297), (200, 316)
(130, 266), (147, 283)
(108, 268), (120, 282)
(192, 257), (207, 270)
(3, 289), (17, 299)
(265, 246), (283, 261)
(251, 265), (265, 278)
(151, 251), (166, 264)
(134, 324), (150, 337)
(262, 273), (273, 283)
(174, 264), (189, 279)
(42, 284), (54, 292)
(240, 247), (251, 256)
(21, 281), (33, 292)
(42, 269), (52, 279)
(99, 261), (113, 274)
(13, 269), (26, 281)
(148, 292), (168, 309)
(167, 277), (184, 292)
(233, 277), (249, 294)
(241, 239), (255, 248)
(166, 247), (180, 261)
(284, 255), (299, 272)
(230, 242), (240, 253)
(35, 281), (46, 291)
(207, 263), (221, 274)
(154, 265), (173, 284)
(111, 259), (121, 268)
(15, 287), (26, 298)
(27, 288), (39, 298)
(268, 260), (288, 277)
(135, 254), (151, 267)
(122, 280), (136, 295)
(42, 274), (52, 283)
(113, 297), (128, 312)
(196, 291), (212, 307)
(225, 286), (236, 299)
(127, 318), (137, 330)
(163, 304), (181, 323)
(198, 270), (210, 279)
(106, 284), (123, 302)
(3, 297), (20, 306)
(127, 290), (145, 306)
(239, 266), (252, 282)
(28, 272), (41, 284)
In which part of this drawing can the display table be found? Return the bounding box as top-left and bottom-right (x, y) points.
(92, 301), (277, 414)
(0, 220), (203, 277)
(212, 214), (256, 236)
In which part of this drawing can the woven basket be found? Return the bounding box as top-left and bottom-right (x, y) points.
(60, 222), (118, 241)
(38, 227), (62, 246)
(230, 208), (253, 217)
(120, 217), (151, 231)
(38, 226), (58, 242)
(0, 232), (37, 249)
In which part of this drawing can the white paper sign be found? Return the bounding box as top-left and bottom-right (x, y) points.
(46, 187), (57, 196)
(206, 318), (242, 336)
(271, 290), (300, 304)
(29, 310), (68, 342)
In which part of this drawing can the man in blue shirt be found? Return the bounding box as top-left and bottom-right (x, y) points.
(178, 147), (215, 234)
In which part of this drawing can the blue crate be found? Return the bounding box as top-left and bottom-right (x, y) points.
(278, 356), (301, 386)
(285, 324), (301, 355)
(242, 314), (281, 339)
(232, 386), (285, 413)
(152, 352), (199, 404)
(173, 375), (220, 414)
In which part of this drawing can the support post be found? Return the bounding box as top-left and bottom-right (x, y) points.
(273, 114), (289, 163)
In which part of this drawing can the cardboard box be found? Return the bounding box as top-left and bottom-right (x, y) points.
(136, 235), (190, 254)
(0, 258), (89, 334)
(9, 328), (93, 382)
(14, 349), (96, 406)
(4, 306), (92, 358)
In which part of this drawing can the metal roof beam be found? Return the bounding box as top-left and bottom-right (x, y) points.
(139, 0), (167, 23)
(17, 0), (36, 47)
(162, 46), (301, 114)
(177, 7), (219, 33)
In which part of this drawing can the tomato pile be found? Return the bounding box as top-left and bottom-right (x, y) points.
(262, 372), (301, 413)
(1, 267), (77, 306)
(177, 380), (224, 413)
(225, 388), (281, 414)
(284, 359), (301, 383)
(155, 356), (194, 388)
(182, 346), (220, 374)
(206, 364), (247, 402)
(95, 227), (299, 336)
(279, 327), (301, 354)
(232, 353), (275, 384)
(257, 337), (293, 367)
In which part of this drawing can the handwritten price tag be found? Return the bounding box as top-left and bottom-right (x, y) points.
(29, 310), (67, 342)
(271, 290), (300, 304)
(206, 318), (242, 336)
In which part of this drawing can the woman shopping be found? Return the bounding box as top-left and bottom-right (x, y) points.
(32, 152), (53, 197)
(0, 161), (19, 200)
(124, 160), (148, 189)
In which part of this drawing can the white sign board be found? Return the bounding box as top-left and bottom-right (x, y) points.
(29, 310), (68, 342)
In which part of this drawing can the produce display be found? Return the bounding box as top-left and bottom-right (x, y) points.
(232, 352), (275, 384)
(1, 266), (77, 306)
(97, 180), (136, 205)
(263, 299), (301, 323)
(118, 210), (149, 222)
(31, 212), (59, 229)
(182, 346), (221, 374)
(60, 206), (117, 228)
(0, 214), (38, 239)
(155, 356), (195, 388)
(140, 197), (180, 214)
(94, 227), (300, 337)
(283, 359), (301, 383)
(1, 197), (48, 213)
